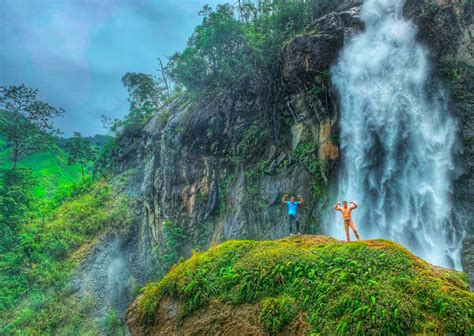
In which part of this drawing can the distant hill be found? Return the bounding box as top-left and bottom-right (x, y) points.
(58, 134), (113, 149)
(0, 136), (83, 198)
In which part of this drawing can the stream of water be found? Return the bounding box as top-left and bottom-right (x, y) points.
(324, 0), (464, 269)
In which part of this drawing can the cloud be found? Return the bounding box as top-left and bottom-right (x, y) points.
(0, 0), (222, 136)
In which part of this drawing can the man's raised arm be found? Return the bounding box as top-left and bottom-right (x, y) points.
(334, 202), (341, 211)
(350, 201), (358, 209)
(281, 194), (289, 205)
(297, 195), (304, 205)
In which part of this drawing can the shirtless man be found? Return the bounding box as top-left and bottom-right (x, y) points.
(334, 201), (360, 242)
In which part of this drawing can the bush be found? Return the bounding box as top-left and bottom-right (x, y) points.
(162, 219), (185, 267)
(104, 310), (125, 336)
(93, 139), (120, 178)
(0, 168), (37, 248)
(260, 296), (297, 333)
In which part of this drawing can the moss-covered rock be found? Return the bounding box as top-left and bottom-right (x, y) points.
(127, 236), (473, 335)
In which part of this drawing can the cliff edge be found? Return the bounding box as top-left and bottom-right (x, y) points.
(127, 236), (473, 335)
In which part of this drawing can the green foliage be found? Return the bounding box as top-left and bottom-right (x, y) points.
(65, 132), (98, 179)
(122, 72), (162, 111)
(0, 84), (64, 169)
(109, 70), (172, 136)
(104, 310), (125, 336)
(0, 168), (36, 248)
(218, 172), (235, 215)
(169, 4), (251, 94)
(162, 219), (186, 267)
(138, 237), (474, 335)
(260, 296), (297, 334)
(7, 294), (100, 336)
(0, 168), (36, 224)
(169, 1), (339, 95)
(111, 73), (158, 133)
(0, 181), (130, 334)
(294, 140), (327, 198)
(93, 138), (120, 178)
(232, 122), (268, 166)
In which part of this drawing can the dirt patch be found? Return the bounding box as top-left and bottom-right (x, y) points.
(127, 297), (312, 336)
(429, 265), (470, 291)
(278, 234), (338, 248)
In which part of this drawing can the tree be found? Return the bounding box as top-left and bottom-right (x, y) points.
(92, 138), (120, 178)
(168, 1), (340, 95)
(168, 4), (251, 94)
(108, 72), (165, 133)
(122, 72), (163, 111)
(0, 84), (64, 169)
(157, 57), (171, 99)
(0, 168), (36, 249)
(65, 132), (98, 180)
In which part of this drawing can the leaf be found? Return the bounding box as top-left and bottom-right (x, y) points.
(370, 296), (376, 305)
(367, 279), (379, 286)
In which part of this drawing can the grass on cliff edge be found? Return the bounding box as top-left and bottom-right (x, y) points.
(138, 236), (473, 335)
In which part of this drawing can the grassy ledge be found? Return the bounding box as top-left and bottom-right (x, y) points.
(133, 236), (473, 335)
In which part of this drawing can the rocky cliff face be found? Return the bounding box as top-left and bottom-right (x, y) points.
(115, 0), (472, 283)
(125, 5), (360, 277)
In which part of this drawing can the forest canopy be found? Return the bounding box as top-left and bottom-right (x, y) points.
(168, 0), (338, 95)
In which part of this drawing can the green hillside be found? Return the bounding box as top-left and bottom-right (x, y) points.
(0, 137), (83, 198)
(0, 181), (131, 335)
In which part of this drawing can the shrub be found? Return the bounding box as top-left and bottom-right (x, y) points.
(0, 168), (37, 248)
(162, 219), (185, 267)
(260, 296), (297, 333)
(104, 310), (125, 336)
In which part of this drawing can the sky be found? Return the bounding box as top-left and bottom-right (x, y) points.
(0, 0), (223, 136)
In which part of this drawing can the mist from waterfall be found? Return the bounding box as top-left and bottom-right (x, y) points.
(325, 0), (464, 269)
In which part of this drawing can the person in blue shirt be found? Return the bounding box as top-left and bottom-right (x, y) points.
(281, 194), (304, 235)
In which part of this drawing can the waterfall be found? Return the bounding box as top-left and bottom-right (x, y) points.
(325, 0), (464, 269)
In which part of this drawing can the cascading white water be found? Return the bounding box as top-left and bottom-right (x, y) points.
(325, 0), (465, 269)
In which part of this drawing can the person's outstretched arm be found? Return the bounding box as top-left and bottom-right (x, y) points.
(351, 201), (358, 209)
(281, 194), (289, 205)
(334, 202), (341, 211)
(298, 195), (304, 205)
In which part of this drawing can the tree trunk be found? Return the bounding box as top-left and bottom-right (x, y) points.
(158, 57), (171, 98)
(12, 145), (18, 170)
(238, 0), (243, 21)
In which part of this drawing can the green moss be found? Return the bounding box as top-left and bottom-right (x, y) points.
(137, 236), (474, 335)
(260, 296), (297, 334)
